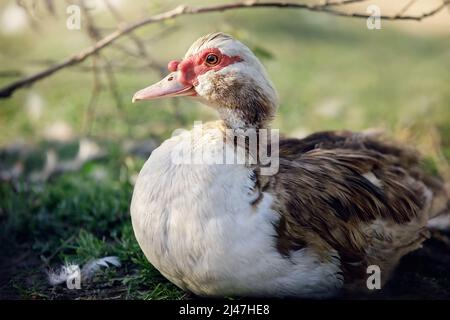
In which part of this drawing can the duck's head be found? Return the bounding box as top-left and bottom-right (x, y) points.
(133, 33), (278, 129)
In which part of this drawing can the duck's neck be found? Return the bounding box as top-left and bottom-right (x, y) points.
(217, 97), (277, 131)
(206, 74), (278, 130)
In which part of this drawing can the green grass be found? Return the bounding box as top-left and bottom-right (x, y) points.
(0, 141), (184, 299)
(1, 1), (450, 299)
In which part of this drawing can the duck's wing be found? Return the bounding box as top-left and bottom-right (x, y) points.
(255, 130), (449, 287)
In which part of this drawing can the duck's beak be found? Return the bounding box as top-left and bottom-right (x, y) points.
(132, 72), (196, 103)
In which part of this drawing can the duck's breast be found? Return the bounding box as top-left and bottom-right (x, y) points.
(130, 127), (342, 297)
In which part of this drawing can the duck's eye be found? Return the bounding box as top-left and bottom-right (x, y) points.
(205, 54), (219, 66)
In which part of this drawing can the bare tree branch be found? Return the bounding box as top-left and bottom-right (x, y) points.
(5, 58), (153, 73)
(1, 0), (448, 99)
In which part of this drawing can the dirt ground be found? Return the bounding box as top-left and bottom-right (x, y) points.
(1, 229), (449, 300)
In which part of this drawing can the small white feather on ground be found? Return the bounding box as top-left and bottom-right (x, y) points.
(48, 264), (81, 286)
(81, 256), (121, 280)
(48, 256), (121, 286)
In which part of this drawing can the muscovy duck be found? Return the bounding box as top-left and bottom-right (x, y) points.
(130, 33), (449, 298)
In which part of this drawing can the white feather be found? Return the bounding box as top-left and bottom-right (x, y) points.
(81, 256), (121, 280)
(48, 264), (80, 286)
(47, 256), (121, 286)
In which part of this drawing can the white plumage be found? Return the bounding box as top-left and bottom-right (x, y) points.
(131, 128), (342, 297)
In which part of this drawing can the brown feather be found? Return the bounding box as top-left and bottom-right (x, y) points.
(251, 130), (449, 291)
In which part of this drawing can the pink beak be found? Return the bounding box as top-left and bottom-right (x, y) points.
(132, 72), (195, 103)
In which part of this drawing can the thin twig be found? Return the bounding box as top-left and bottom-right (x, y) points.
(1, 0), (448, 99)
(104, 0), (165, 75)
(104, 0), (183, 125)
(79, 0), (131, 135)
(14, 58), (153, 73)
(79, 0), (102, 136)
(102, 55), (131, 136)
(81, 56), (102, 136)
(395, 0), (419, 18)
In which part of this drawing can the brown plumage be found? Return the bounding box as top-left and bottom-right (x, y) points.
(252, 130), (449, 291)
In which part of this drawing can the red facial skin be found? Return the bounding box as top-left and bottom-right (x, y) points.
(167, 48), (243, 87)
(167, 60), (180, 72)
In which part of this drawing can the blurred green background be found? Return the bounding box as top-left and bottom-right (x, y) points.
(0, 0), (449, 299)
